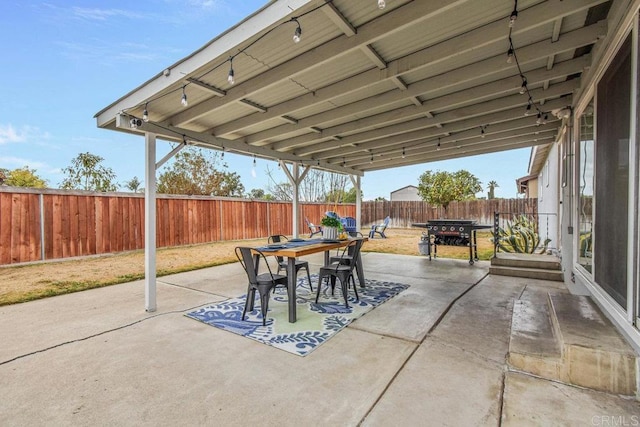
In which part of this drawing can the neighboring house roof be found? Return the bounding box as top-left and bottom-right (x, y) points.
(391, 185), (418, 194)
(516, 174), (538, 194)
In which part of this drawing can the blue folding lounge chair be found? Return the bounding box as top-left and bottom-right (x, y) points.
(369, 216), (390, 238)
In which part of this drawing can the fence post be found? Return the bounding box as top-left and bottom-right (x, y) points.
(39, 192), (45, 260)
(493, 211), (499, 258)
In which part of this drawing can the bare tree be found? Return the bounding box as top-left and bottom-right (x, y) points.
(266, 165), (352, 202)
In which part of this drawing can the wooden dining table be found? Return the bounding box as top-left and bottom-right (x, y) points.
(255, 237), (367, 323)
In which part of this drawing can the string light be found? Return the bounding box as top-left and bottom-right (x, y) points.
(228, 57), (235, 85)
(437, 138), (441, 151)
(128, 2), (388, 125)
(221, 146), (225, 160)
(251, 155), (257, 178)
(292, 19), (302, 43)
(181, 86), (188, 107)
(506, 47), (514, 63)
(402, 147), (406, 158)
(509, 0), (518, 27)
(507, 1), (549, 126)
(519, 77), (527, 95)
(480, 126), (486, 138)
(370, 153), (374, 164)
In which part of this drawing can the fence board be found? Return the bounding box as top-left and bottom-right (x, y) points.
(0, 187), (535, 265)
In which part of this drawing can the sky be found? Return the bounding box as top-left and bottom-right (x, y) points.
(0, 0), (532, 200)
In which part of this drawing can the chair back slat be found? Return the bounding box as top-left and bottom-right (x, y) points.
(267, 235), (288, 264)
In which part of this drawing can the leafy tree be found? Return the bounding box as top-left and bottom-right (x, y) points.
(123, 176), (142, 193)
(487, 180), (499, 199)
(0, 166), (47, 188)
(157, 146), (244, 196)
(324, 187), (360, 203)
(374, 196), (387, 201)
(60, 152), (117, 192)
(417, 169), (482, 211)
(247, 188), (265, 199)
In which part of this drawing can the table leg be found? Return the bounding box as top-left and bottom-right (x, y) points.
(287, 256), (297, 323)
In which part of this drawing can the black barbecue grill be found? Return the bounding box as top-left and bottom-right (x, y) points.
(412, 219), (492, 265)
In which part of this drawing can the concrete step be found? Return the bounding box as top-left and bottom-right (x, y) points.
(490, 265), (564, 282)
(492, 253), (561, 270)
(508, 292), (638, 396)
(548, 293), (638, 396)
(508, 299), (563, 380)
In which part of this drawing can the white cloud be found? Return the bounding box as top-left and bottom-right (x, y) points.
(70, 7), (145, 21)
(0, 124), (25, 144)
(0, 124), (50, 145)
(0, 156), (49, 170)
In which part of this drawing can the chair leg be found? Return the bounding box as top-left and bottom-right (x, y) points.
(259, 289), (270, 326)
(315, 274), (323, 303)
(304, 266), (313, 292)
(350, 274), (359, 302)
(339, 277), (349, 308)
(242, 288), (256, 321)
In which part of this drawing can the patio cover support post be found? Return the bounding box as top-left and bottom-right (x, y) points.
(145, 132), (157, 312)
(350, 175), (362, 232)
(280, 161), (310, 238)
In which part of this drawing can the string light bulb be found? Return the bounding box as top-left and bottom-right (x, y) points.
(437, 139), (441, 151)
(507, 47), (514, 64)
(142, 103), (149, 122)
(519, 78), (527, 95)
(228, 57), (235, 85)
(524, 102), (532, 116)
(293, 19), (302, 43)
(481, 126), (486, 138)
(221, 147), (225, 160)
(378, 0), (386, 9)
(536, 112), (543, 125)
(509, 4), (518, 27)
(543, 113), (548, 124)
(181, 86), (188, 107)
(251, 155), (257, 178)
(370, 153), (374, 164)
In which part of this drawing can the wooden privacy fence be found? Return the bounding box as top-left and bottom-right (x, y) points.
(1, 186), (536, 265)
(361, 198), (538, 227)
(0, 187), (354, 265)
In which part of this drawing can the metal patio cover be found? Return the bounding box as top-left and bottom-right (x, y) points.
(95, 0), (615, 175)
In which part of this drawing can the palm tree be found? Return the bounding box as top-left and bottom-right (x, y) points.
(487, 180), (499, 199)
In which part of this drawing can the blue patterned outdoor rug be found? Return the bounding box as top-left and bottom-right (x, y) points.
(185, 275), (409, 356)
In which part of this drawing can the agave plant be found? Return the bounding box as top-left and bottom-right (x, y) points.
(492, 215), (551, 254)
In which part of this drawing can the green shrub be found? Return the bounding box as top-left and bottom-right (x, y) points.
(492, 215), (551, 254)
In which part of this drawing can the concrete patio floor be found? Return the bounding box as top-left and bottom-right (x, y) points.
(1, 252), (638, 426)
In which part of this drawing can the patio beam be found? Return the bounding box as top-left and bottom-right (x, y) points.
(114, 114), (363, 176)
(303, 79), (579, 159)
(364, 135), (557, 171)
(167, 0), (472, 127)
(209, 4), (605, 139)
(345, 122), (560, 167)
(319, 96), (571, 164)
(269, 36), (597, 152)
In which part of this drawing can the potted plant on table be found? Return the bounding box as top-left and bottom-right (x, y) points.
(320, 215), (342, 240)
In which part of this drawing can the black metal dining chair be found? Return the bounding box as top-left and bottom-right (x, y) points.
(235, 246), (288, 326)
(316, 239), (364, 308)
(268, 235), (313, 291)
(329, 233), (364, 284)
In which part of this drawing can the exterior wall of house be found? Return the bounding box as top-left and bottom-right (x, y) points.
(565, 3), (640, 352)
(537, 147), (560, 253)
(390, 186), (421, 201)
(527, 178), (539, 199)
